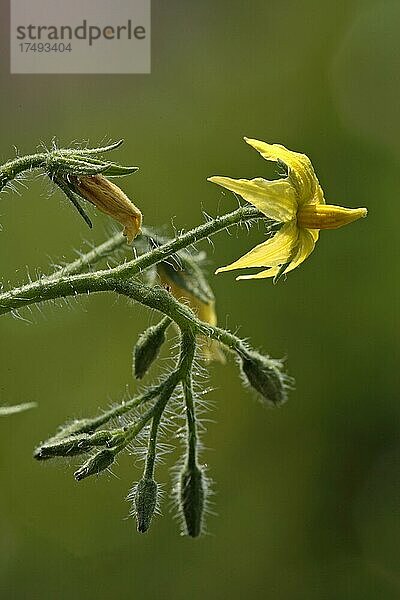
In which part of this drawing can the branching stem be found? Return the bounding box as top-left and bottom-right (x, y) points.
(0, 206), (262, 357)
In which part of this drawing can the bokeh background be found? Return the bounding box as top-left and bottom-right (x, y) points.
(1, 1), (399, 598)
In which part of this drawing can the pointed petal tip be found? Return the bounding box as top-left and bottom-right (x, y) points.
(236, 266), (281, 280)
(244, 136), (265, 147)
(207, 175), (237, 189)
(342, 206), (368, 224)
(207, 176), (227, 186)
(351, 207), (368, 220)
(236, 274), (257, 281)
(236, 273), (266, 281)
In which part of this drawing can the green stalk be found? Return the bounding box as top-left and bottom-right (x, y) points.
(0, 206), (262, 320)
(47, 231), (125, 280)
(182, 370), (198, 470)
(0, 153), (47, 191)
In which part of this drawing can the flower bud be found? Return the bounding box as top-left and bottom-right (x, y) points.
(71, 174), (142, 243)
(74, 448), (115, 481)
(133, 318), (170, 379)
(179, 463), (205, 537)
(34, 432), (108, 460)
(239, 350), (288, 407)
(133, 477), (158, 533)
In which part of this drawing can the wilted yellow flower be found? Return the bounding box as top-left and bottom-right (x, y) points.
(208, 138), (367, 280)
(157, 263), (225, 363)
(72, 174), (142, 243)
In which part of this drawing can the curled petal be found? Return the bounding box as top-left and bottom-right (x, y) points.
(237, 227), (318, 280)
(73, 174), (142, 243)
(207, 176), (297, 222)
(216, 222), (298, 273)
(244, 138), (324, 205)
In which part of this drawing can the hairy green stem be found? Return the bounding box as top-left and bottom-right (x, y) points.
(47, 231), (125, 280)
(120, 330), (196, 452)
(113, 279), (249, 355)
(0, 153), (47, 191)
(46, 224), (181, 282)
(116, 205), (261, 278)
(140, 376), (179, 478)
(78, 382), (165, 433)
(124, 375), (179, 448)
(143, 413), (163, 480)
(182, 366), (198, 470)
(0, 269), (249, 355)
(0, 206), (262, 332)
(0, 205), (261, 358)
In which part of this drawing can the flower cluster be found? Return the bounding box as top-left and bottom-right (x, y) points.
(0, 137), (367, 538)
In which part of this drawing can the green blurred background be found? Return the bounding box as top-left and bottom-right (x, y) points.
(1, 1), (399, 598)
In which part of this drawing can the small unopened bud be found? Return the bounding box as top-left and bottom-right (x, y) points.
(33, 431), (112, 460)
(71, 174), (142, 243)
(74, 448), (115, 481)
(134, 477), (158, 533)
(179, 463), (205, 537)
(239, 350), (288, 407)
(133, 318), (170, 379)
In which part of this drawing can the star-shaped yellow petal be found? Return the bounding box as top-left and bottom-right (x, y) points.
(244, 138), (325, 205)
(237, 228), (318, 280)
(207, 176), (297, 222)
(216, 221), (299, 274)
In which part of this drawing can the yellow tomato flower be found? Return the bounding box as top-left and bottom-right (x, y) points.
(208, 138), (367, 280)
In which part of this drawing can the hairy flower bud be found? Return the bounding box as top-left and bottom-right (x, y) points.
(34, 431), (112, 460)
(239, 350), (288, 406)
(72, 174), (142, 243)
(178, 463), (205, 537)
(133, 477), (158, 533)
(133, 318), (170, 379)
(74, 448), (115, 481)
